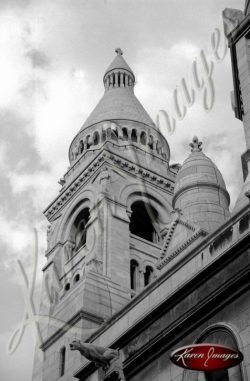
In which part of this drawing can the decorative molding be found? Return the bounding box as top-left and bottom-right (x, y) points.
(40, 309), (104, 351)
(157, 228), (206, 269)
(44, 151), (174, 221)
(157, 211), (206, 269)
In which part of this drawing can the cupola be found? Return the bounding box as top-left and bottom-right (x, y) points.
(172, 137), (230, 233)
(79, 48), (155, 130)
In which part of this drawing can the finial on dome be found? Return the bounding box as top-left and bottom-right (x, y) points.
(189, 136), (202, 152)
(115, 48), (123, 56)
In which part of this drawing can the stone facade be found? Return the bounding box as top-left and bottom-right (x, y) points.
(32, 14), (250, 381)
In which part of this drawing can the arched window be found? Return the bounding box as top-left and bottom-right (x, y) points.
(59, 346), (66, 377)
(183, 326), (243, 381)
(74, 274), (80, 283)
(131, 129), (137, 142)
(144, 266), (153, 286)
(129, 201), (158, 243)
(65, 283), (70, 291)
(130, 259), (139, 291)
(72, 208), (90, 251)
(93, 131), (100, 145)
(140, 131), (147, 145)
(122, 128), (128, 141)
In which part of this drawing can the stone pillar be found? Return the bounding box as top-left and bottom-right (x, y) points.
(125, 74), (128, 87)
(115, 72), (118, 87)
(120, 72), (124, 87)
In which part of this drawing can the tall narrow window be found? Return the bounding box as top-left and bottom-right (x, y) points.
(130, 260), (139, 291)
(122, 128), (128, 141)
(73, 208), (90, 251)
(59, 346), (66, 377)
(144, 266), (153, 286)
(131, 129), (137, 142)
(129, 201), (158, 243)
(93, 131), (100, 145)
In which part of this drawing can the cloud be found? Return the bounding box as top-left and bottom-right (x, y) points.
(26, 48), (50, 69)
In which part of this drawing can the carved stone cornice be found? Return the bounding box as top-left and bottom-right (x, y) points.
(44, 151), (174, 221)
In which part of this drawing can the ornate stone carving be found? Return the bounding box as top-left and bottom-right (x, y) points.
(189, 136), (202, 152)
(69, 340), (119, 371)
(45, 152), (174, 220)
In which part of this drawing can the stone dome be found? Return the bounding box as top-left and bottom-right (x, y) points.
(172, 137), (230, 233)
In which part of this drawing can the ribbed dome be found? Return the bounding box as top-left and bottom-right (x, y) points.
(174, 142), (227, 194)
(173, 137), (230, 233)
(80, 49), (155, 131)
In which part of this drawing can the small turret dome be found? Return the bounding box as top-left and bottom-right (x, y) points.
(172, 137), (230, 233)
(80, 48), (155, 130)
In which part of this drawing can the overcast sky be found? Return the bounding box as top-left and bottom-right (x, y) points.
(0, 0), (245, 380)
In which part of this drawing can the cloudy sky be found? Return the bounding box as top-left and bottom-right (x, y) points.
(0, 0), (245, 380)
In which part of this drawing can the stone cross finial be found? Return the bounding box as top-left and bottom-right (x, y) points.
(115, 48), (123, 56)
(189, 136), (202, 152)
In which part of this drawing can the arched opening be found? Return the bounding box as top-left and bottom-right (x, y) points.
(140, 131), (147, 145)
(65, 283), (70, 291)
(118, 72), (121, 87)
(74, 274), (80, 283)
(122, 128), (128, 141)
(144, 266), (153, 286)
(130, 259), (139, 291)
(59, 347), (66, 377)
(93, 131), (100, 145)
(131, 129), (137, 142)
(129, 201), (158, 243)
(72, 208), (90, 251)
(183, 326), (243, 381)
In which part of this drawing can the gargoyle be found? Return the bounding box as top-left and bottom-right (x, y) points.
(69, 340), (119, 371)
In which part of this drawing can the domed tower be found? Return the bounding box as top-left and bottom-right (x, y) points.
(172, 137), (230, 233)
(32, 50), (175, 381)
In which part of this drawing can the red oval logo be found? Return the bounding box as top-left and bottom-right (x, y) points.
(170, 344), (243, 371)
